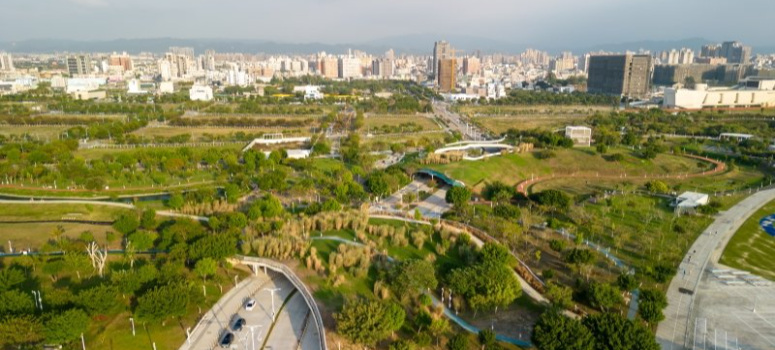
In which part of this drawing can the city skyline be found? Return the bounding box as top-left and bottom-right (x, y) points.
(1, 0), (774, 50)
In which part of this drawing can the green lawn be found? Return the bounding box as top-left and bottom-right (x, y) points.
(0, 203), (129, 222)
(720, 199), (775, 281)
(426, 148), (706, 192)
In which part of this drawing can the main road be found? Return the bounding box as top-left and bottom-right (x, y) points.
(656, 188), (775, 349)
(432, 101), (486, 140)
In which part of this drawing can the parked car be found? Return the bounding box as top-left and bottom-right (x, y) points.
(231, 317), (246, 332)
(244, 298), (256, 311)
(219, 332), (234, 348)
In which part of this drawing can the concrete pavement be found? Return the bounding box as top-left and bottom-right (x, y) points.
(657, 188), (775, 350)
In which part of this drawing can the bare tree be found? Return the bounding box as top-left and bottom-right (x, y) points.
(86, 241), (108, 277)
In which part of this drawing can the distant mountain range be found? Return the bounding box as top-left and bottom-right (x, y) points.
(0, 36), (772, 56)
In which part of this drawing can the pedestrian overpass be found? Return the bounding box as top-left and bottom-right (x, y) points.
(415, 169), (465, 187)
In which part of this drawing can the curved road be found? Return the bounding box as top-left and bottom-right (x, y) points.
(656, 188), (775, 349)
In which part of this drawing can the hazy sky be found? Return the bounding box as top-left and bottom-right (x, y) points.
(1, 0), (772, 46)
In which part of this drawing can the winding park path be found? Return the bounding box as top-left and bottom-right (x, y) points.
(656, 187), (775, 350)
(515, 154), (726, 195)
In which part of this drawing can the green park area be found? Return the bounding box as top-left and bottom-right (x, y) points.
(426, 147), (709, 192)
(720, 199), (775, 281)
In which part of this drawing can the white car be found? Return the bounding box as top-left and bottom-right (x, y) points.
(244, 298), (256, 311)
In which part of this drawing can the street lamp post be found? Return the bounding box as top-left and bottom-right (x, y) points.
(263, 288), (281, 321)
(129, 317), (135, 336)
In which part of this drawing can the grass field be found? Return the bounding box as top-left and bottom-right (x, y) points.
(0, 125), (70, 139)
(131, 125), (311, 139)
(74, 144), (244, 160)
(0, 203), (132, 250)
(0, 222), (118, 250)
(720, 199), (775, 281)
(456, 105), (613, 116)
(0, 203), (129, 222)
(363, 114), (440, 130)
(474, 116), (587, 134)
(37, 113), (127, 120)
(530, 163), (765, 197)
(426, 148), (706, 192)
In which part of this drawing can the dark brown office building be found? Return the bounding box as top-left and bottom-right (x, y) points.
(587, 54), (653, 99)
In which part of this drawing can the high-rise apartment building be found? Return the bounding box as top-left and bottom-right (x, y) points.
(372, 58), (394, 78)
(432, 40), (454, 78)
(462, 56), (481, 76)
(67, 55), (93, 76)
(437, 58), (457, 92)
(550, 52), (575, 72)
(338, 56), (362, 79)
(587, 54), (653, 99)
(701, 44), (721, 58)
(320, 57), (339, 79)
(700, 41), (751, 64)
(0, 53), (14, 72)
(720, 41), (751, 64)
(108, 52), (133, 72)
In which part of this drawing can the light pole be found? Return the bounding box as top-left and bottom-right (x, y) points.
(263, 288), (281, 321)
(129, 317), (135, 336)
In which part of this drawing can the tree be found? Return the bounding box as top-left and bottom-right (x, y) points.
(75, 285), (122, 315)
(479, 329), (497, 347)
(638, 289), (667, 325)
(582, 313), (658, 350)
(480, 242), (515, 266)
(194, 258), (218, 282)
(390, 259), (438, 298)
(0, 268), (26, 291)
(645, 180), (669, 194)
(390, 339), (416, 350)
(85, 241), (108, 277)
(588, 283), (623, 312)
(545, 282), (574, 309)
(532, 311), (594, 350)
(383, 302), (406, 336)
(446, 333), (469, 350)
(334, 299), (397, 346)
(188, 234), (237, 261)
(447, 258), (521, 312)
(616, 273), (638, 292)
(167, 193), (185, 209)
(531, 190), (571, 209)
(428, 318), (451, 346)
(44, 309), (89, 345)
(113, 213), (139, 235)
(140, 209), (157, 230)
(0, 315), (43, 348)
(445, 186), (472, 207)
(224, 183), (240, 203)
(0, 290), (35, 315)
(135, 283), (190, 325)
(638, 301), (665, 325)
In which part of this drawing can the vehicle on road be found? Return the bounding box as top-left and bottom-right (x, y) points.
(245, 298), (256, 311)
(218, 332), (234, 348)
(231, 317), (246, 332)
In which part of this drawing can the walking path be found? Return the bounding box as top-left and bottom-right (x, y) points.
(516, 154), (726, 195)
(656, 188), (775, 350)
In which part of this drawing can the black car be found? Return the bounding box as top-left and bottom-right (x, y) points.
(231, 317), (246, 332)
(219, 332), (234, 348)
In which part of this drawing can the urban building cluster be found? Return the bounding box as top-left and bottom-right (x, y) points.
(0, 39), (773, 109)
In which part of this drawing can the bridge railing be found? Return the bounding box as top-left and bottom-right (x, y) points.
(234, 256), (328, 350)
